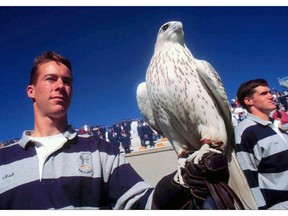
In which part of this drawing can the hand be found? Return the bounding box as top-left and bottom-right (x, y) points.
(182, 160), (209, 201)
(182, 152), (229, 201)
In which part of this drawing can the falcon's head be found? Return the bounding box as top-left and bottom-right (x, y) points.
(155, 21), (185, 50)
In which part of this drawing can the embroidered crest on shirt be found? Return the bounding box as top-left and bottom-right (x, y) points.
(79, 152), (93, 174)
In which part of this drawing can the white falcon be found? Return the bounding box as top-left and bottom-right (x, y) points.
(137, 21), (234, 161)
(136, 21), (257, 209)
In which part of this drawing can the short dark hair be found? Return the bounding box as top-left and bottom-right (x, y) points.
(29, 51), (72, 85)
(237, 79), (269, 109)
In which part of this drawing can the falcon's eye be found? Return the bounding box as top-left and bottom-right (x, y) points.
(162, 24), (169, 31)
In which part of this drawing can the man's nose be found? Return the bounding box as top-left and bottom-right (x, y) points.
(268, 93), (274, 99)
(55, 78), (65, 89)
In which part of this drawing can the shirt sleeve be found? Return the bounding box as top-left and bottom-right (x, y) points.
(98, 141), (153, 209)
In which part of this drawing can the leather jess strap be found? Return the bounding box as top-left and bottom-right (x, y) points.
(205, 180), (244, 209)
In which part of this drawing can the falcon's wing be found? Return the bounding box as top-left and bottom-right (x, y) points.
(136, 82), (163, 135)
(195, 59), (235, 158)
(195, 59), (256, 208)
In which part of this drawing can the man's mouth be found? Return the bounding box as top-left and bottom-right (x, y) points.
(51, 96), (67, 101)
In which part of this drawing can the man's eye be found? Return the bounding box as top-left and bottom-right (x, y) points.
(46, 77), (56, 81)
(63, 78), (72, 85)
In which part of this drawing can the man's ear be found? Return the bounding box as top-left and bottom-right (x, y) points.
(27, 85), (35, 101)
(244, 96), (253, 107)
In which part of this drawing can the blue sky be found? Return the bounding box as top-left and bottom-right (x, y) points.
(1, 6), (288, 141)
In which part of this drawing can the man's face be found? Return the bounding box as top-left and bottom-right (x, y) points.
(246, 85), (276, 115)
(27, 61), (73, 119)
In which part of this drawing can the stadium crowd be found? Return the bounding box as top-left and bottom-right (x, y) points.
(75, 118), (161, 153)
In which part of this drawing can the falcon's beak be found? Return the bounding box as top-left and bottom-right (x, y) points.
(172, 22), (183, 31)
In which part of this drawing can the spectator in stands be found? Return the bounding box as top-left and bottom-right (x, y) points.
(93, 128), (103, 139)
(271, 104), (288, 130)
(90, 125), (106, 139)
(112, 122), (122, 136)
(121, 119), (131, 135)
(119, 129), (131, 153)
(83, 124), (89, 134)
(235, 78), (288, 209)
(278, 93), (288, 111)
(0, 51), (216, 210)
(230, 98), (237, 108)
(234, 102), (247, 122)
(142, 122), (155, 148)
(137, 120), (147, 148)
(107, 127), (120, 149)
(130, 118), (138, 136)
(100, 125), (106, 137)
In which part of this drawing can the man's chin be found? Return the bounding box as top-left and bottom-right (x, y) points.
(50, 107), (69, 118)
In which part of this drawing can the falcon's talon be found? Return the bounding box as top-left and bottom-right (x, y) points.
(174, 157), (187, 186)
(187, 144), (222, 164)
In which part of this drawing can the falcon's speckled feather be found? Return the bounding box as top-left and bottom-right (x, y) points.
(136, 21), (234, 163)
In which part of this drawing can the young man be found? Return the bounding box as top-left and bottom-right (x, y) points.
(0, 51), (209, 210)
(235, 79), (288, 209)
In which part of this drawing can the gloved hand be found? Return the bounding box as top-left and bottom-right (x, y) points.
(183, 152), (229, 201)
(182, 158), (209, 201)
